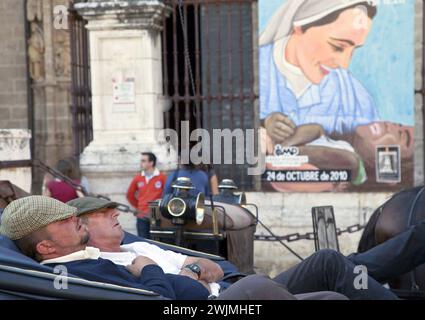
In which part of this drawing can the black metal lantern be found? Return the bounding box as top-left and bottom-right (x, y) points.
(213, 179), (247, 206)
(159, 177), (205, 225)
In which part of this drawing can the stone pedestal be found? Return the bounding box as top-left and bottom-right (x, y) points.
(75, 1), (176, 233)
(0, 130), (32, 193)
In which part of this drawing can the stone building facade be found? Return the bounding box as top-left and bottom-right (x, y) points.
(28, 0), (74, 190)
(0, 0), (424, 275)
(0, 0), (28, 130)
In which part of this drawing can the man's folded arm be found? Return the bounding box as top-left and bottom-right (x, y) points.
(45, 260), (177, 300)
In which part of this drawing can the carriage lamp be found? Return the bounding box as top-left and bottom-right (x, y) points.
(159, 177), (205, 225)
(213, 179), (247, 206)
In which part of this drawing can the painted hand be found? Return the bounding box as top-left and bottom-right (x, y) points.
(264, 112), (296, 143)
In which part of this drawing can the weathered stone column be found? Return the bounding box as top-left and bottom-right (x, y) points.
(26, 0), (74, 192)
(75, 0), (176, 233)
(0, 130), (32, 193)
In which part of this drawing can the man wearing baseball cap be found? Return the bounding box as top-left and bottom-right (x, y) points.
(68, 196), (225, 298)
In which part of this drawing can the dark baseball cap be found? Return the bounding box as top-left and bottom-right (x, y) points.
(67, 197), (118, 216)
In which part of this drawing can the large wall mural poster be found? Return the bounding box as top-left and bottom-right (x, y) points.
(259, 0), (415, 192)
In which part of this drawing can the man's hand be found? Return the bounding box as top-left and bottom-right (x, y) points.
(264, 112), (296, 143)
(183, 258), (224, 283)
(198, 260), (224, 283)
(179, 268), (199, 280)
(179, 267), (212, 294)
(126, 256), (158, 277)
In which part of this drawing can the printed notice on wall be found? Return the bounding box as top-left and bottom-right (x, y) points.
(112, 77), (136, 112)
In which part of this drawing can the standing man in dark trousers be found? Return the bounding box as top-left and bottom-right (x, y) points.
(127, 152), (167, 238)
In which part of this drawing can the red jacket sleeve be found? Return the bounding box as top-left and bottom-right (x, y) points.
(126, 176), (139, 208)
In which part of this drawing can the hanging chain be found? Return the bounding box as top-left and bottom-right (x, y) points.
(176, 0), (201, 122)
(255, 232), (316, 242)
(177, 0), (197, 101)
(254, 224), (366, 243)
(337, 224), (365, 235)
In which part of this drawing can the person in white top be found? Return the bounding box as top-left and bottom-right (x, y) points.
(69, 198), (224, 296)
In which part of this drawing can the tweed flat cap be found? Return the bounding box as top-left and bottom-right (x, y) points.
(0, 196), (77, 240)
(67, 197), (118, 216)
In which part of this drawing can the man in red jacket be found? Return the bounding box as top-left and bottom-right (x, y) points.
(126, 152), (167, 238)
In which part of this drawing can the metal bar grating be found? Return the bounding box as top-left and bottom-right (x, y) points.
(162, 0), (259, 191)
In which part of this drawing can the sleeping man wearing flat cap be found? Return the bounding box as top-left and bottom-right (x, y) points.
(0, 196), (400, 300)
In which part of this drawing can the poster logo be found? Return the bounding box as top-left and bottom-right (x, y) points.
(376, 146), (401, 183)
(266, 145), (309, 167)
(274, 145), (299, 157)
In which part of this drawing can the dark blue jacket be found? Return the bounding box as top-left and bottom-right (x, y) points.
(45, 258), (210, 300)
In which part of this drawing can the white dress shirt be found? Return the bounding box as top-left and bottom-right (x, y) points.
(101, 242), (187, 274)
(101, 242), (221, 297)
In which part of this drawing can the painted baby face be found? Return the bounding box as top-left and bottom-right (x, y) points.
(354, 122), (414, 166)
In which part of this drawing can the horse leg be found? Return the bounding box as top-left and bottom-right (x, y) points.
(357, 207), (382, 253)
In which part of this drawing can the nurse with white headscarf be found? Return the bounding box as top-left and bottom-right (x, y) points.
(260, 0), (380, 142)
